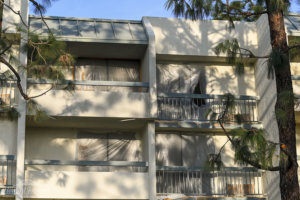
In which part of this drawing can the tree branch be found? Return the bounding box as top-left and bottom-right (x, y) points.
(0, 41), (13, 55)
(288, 44), (300, 51)
(0, 56), (29, 100)
(29, 85), (53, 99)
(28, 0), (53, 35)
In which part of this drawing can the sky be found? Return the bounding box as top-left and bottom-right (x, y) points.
(30, 0), (300, 20)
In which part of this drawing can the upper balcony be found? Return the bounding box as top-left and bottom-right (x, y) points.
(156, 93), (259, 130)
(26, 16), (156, 119)
(28, 78), (151, 119)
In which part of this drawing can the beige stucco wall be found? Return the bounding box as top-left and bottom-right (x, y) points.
(2, 0), (21, 33)
(24, 171), (149, 199)
(25, 127), (77, 171)
(0, 120), (17, 155)
(157, 62), (256, 96)
(296, 124), (300, 157)
(291, 62), (300, 96)
(147, 17), (258, 57)
(255, 14), (280, 200)
(29, 90), (151, 118)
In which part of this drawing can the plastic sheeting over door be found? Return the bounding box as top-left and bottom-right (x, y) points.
(156, 133), (215, 167)
(157, 63), (206, 94)
(75, 58), (140, 92)
(77, 131), (142, 172)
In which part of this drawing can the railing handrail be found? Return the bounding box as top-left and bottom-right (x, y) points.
(25, 160), (148, 167)
(157, 92), (259, 100)
(27, 78), (149, 88)
(0, 155), (15, 161)
(156, 165), (263, 172)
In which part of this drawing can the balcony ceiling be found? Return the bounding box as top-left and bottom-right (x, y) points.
(286, 13), (300, 36)
(26, 116), (149, 130)
(29, 15), (148, 44)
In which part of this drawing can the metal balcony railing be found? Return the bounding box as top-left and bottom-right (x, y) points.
(0, 155), (16, 196)
(0, 79), (17, 110)
(156, 166), (265, 197)
(157, 93), (258, 123)
(25, 160), (148, 172)
(27, 79), (149, 93)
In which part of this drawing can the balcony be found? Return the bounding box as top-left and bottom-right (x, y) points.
(157, 93), (259, 129)
(28, 79), (151, 118)
(24, 160), (149, 199)
(156, 166), (265, 199)
(0, 155), (16, 197)
(0, 79), (18, 111)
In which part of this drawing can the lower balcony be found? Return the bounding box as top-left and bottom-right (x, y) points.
(0, 155), (16, 197)
(156, 166), (266, 200)
(24, 160), (149, 199)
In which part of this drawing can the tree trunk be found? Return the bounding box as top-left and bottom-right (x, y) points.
(266, 4), (300, 200)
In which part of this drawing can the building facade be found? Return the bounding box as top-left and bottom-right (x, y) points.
(0, 0), (300, 200)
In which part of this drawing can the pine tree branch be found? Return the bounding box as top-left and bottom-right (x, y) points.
(288, 44), (300, 51)
(0, 56), (56, 101)
(28, 0), (53, 35)
(0, 40), (13, 55)
(0, 56), (29, 100)
(216, 95), (282, 171)
(29, 85), (53, 99)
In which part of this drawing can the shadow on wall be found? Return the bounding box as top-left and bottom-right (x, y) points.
(152, 17), (258, 57)
(155, 133), (236, 195)
(32, 89), (149, 118)
(25, 170), (147, 199)
(153, 17), (257, 96)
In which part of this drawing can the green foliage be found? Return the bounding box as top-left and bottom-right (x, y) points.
(27, 99), (53, 121)
(268, 0), (290, 13)
(0, 107), (20, 121)
(165, 0), (290, 23)
(214, 39), (254, 76)
(230, 128), (276, 169)
(204, 153), (223, 171)
(30, 0), (56, 15)
(0, 13), (74, 121)
(289, 36), (300, 62)
(27, 34), (75, 81)
(267, 49), (289, 78)
(165, 0), (213, 20)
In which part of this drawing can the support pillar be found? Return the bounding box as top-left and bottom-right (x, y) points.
(15, 0), (28, 200)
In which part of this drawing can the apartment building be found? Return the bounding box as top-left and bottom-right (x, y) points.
(0, 1), (300, 200)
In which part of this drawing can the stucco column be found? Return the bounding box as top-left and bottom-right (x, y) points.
(16, 1), (29, 200)
(142, 17), (157, 119)
(145, 122), (156, 200)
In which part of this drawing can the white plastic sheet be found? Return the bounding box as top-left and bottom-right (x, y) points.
(156, 133), (215, 167)
(77, 131), (142, 172)
(75, 58), (139, 92)
(157, 63), (206, 94)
